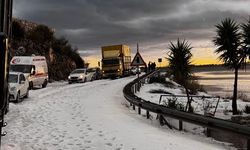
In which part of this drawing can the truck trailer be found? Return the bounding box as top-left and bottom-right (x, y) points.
(101, 45), (131, 78)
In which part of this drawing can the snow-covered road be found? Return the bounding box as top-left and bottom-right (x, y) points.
(2, 76), (232, 150)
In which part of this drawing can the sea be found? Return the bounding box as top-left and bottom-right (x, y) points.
(194, 70), (250, 101)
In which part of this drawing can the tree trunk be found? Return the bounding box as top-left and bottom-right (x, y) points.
(232, 67), (238, 115)
(185, 88), (191, 112)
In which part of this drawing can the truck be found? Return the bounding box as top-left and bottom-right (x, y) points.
(101, 45), (131, 78)
(10, 56), (49, 89)
(0, 0), (13, 144)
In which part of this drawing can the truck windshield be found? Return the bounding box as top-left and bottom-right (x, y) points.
(10, 65), (32, 73)
(9, 74), (18, 83)
(87, 68), (96, 72)
(102, 59), (120, 65)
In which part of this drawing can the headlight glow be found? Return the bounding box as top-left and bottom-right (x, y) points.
(68, 76), (71, 79)
(80, 75), (84, 79)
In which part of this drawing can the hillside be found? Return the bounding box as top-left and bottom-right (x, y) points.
(10, 19), (84, 81)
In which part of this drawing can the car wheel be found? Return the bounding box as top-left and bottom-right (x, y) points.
(29, 82), (33, 90)
(24, 89), (29, 98)
(42, 80), (47, 88)
(84, 77), (87, 83)
(68, 81), (72, 84)
(15, 92), (20, 103)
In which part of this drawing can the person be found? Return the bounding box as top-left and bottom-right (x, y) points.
(148, 62), (151, 72)
(152, 62), (156, 70)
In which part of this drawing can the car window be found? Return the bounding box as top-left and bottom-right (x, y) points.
(9, 74), (18, 83)
(71, 69), (86, 74)
(20, 74), (25, 82)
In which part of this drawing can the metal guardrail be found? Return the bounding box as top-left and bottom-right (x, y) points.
(123, 70), (250, 149)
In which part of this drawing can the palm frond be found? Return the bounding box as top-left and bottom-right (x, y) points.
(167, 39), (193, 86)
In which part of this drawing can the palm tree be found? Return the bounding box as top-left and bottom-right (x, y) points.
(213, 18), (244, 115)
(242, 18), (250, 58)
(167, 39), (193, 112)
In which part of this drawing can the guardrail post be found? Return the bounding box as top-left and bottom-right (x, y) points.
(134, 84), (137, 93)
(206, 128), (211, 137)
(137, 82), (140, 92)
(138, 107), (141, 115)
(146, 111), (150, 119)
(179, 120), (183, 131)
(247, 139), (250, 150)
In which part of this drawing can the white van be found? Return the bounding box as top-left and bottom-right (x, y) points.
(10, 56), (49, 89)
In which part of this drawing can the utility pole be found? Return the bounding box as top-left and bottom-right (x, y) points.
(0, 0), (13, 146)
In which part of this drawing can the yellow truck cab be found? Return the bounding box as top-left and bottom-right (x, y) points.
(101, 45), (131, 78)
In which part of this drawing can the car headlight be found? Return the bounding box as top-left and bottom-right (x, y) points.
(79, 75), (84, 79)
(68, 76), (71, 79)
(117, 69), (120, 72)
(10, 87), (16, 91)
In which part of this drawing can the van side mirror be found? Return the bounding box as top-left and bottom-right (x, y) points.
(31, 70), (35, 75)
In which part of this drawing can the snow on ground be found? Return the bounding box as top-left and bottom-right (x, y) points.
(136, 78), (250, 119)
(2, 76), (233, 150)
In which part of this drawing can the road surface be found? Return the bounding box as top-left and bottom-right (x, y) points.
(2, 76), (233, 150)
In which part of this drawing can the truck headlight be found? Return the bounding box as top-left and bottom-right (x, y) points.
(11, 87), (16, 91)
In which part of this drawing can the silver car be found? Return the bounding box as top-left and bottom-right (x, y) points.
(68, 68), (93, 84)
(9, 72), (30, 103)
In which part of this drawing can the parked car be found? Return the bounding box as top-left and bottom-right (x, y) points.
(131, 67), (141, 75)
(87, 67), (102, 80)
(8, 72), (29, 103)
(68, 68), (92, 84)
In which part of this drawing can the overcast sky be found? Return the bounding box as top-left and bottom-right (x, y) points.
(13, 0), (250, 66)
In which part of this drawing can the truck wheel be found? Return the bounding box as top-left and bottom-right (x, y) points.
(29, 82), (33, 90)
(24, 89), (29, 98)
(42, 80), (47, 88)
(91, 76), (95, 81)
(15, 92), (20, 103)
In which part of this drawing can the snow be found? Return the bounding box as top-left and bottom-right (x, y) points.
(136, 79), (250, 120)
(2, 76), (233, 150)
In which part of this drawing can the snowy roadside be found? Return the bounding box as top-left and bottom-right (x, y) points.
(2, 76), (233, 150)
(136, 78), (250, 119)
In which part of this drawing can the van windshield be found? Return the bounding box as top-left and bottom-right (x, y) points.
(10, 65), (33, 73)
(9, 74), (18, 83)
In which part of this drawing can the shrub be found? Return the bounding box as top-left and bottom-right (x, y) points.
(162, 97), (185, 111)
(186, 80), (205, 94)
(148, 76), (166, 84)
(148, 76), (175, 88)
(149, 89), (172, 94)
(238, 91), (249, 102)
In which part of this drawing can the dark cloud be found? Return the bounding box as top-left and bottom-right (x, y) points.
(13, 0), (250, 57)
